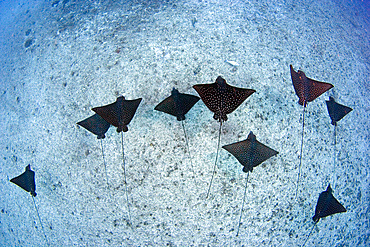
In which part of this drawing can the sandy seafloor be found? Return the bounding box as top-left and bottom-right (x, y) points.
(0, 0), (369, 246)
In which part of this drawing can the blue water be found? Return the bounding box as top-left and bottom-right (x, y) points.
(0, 0), (369, 246)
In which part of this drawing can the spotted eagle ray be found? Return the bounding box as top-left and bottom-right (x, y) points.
(222, 131), (278, 236)
(77, 114), (111, 185)
(10, 165), (49, 246)
(290, 65), (333, 198)
(154, 88), (200, 164)
(325, 96), (352, 186)
(92, 96), (142, 224)
(301, 184), (346, 246)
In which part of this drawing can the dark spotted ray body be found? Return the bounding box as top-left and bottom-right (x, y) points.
(302, 184), (346, 246)
(325, 97), (352, 186)
(10, 165), (49, 246)
(155, 88), (200, 121)
(92, 96), (142, 133)
(10, 164), (37, 197)
(291, 65), (334, 107)
(92, 96), (142, 224)
(223, 131), (279, 173)
(77, 114), (111, 185)
(326, 96), (352, 127)
(222, 131), (278, 236)
(193, 76), (255, 199)
(193, 76), (255, 122)
(154, 88), (200, 162)
(290, 65), (333, 198)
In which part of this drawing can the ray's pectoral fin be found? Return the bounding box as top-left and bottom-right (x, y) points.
(77, 114), (110, 139)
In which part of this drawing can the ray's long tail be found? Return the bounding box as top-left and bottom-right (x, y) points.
(331, 125), (337, 187)
(301, 222), (317, 247)
(121, 132), (132, 225)
(100, 139), (108, 186)
(181, 120), (193, 168)
(236, 172), (250, 236)
(32, 197), (50, 246)
(295, 106), (306, 199)
(206, 121), (222, 199)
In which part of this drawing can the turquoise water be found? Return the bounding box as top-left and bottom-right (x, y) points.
(0, 0), (369, 246)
